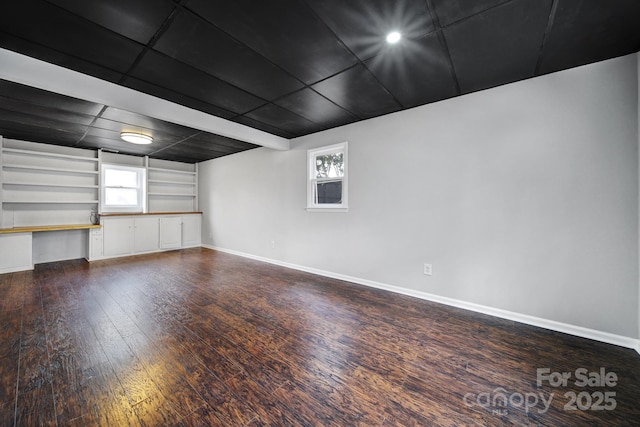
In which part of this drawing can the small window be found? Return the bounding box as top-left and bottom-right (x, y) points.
(307, 142), (348, 211)
(101, 164), (146, 213)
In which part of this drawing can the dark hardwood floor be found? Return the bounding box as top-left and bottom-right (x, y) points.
(0, 248), (639, 426)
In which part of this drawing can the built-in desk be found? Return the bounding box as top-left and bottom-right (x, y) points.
(0, 224), (101, 234)
(0, 224), (101, 274)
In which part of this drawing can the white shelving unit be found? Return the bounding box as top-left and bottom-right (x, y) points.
(0, 138), (203, 270)
(146, 159), (198, 212)
(1, 138), (100, 228)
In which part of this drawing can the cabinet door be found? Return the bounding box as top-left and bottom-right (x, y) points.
(103, 218), (134, 256)
(160, 216), (182, 249)
(134, 217), (159, 253)
(89, 229), (103, 260)
(182, 215), (201, 247)
(0, 233), (33, 274)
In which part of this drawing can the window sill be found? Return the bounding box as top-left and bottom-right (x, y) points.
(306, 207), (349, 213)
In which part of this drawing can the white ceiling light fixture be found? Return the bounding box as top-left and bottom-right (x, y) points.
(386, 31), (402, 44)
(120, 132), (153, 145)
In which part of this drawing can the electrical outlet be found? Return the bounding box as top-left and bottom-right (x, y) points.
(271, 240), (276, 249)
(423, 263), (432, 276)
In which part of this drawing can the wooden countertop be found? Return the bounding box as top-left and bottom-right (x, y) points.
(0, 224), (101, 234)
(99, 212), (203, 217)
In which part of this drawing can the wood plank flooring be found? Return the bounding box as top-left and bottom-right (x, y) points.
(1, 247), (639, 426)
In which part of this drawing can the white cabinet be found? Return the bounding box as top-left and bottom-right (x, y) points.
(103, 218), (134, 257)
(160, 216), (182, 249)
(94, 214), (201, 261)
(102, 216), (160, 257)
(134, 217), (160, 253)
(89, 228), (103, 259)
(182, 214), (201, 247)
(0, 233), (33, 274)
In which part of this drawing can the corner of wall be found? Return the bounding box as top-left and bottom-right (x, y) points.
(637, 52), (640, 342)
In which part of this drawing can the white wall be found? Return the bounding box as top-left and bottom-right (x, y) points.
(200, 54), (639, 339)
(32, 230), (87, 264)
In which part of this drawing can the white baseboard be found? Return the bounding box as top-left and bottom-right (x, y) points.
(204, 245), (640, 355)
(0, 264), (34, 274)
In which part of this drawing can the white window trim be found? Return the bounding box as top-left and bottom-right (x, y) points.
(306, 141), (348, 212)
(101, 163), (147, 213)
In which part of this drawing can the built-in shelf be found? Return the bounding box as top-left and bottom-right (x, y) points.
(3, 200), (99, 204)
(146, 162), (198, 213)
(148, 179), (195, 185)
(1, 139), (101, 229)
(148, 193), (196, 197)
(2, 164), (99, 175)
(2, 181), (99, 189)
(148, 167), (196, 176)
(1, 147), (98, 162)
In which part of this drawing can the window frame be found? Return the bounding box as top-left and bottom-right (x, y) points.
(100, 163), (146, 213)
(306, 141), (348, 212)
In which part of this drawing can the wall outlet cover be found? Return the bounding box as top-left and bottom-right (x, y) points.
(424, 263), (432, 276)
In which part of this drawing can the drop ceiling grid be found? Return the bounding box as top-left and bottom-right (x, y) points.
(0, 0), (638, 163)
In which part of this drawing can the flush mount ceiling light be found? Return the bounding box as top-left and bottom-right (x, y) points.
(386, 31), (402, 44)
(120, 132), (153, 145)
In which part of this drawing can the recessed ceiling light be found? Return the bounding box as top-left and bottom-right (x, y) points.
(120, 132), (153, 145)
(386, 31), (402, 44)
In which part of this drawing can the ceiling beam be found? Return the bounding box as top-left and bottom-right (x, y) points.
(0, 48), (290, 151)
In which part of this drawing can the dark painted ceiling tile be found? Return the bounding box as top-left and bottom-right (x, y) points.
(1, 0), (638, 162)
(0, 121), (83, 146)
(444, 0), (552, 94)
(0, 108), (90, 135)
(150, 135), (258, 162)
(0, 80), (104, 116)
(306, 0), (434, 60)
(0, 96), (96, 126)
(185, 132), (261, 151)
(46, 0), (176, 44)
(151, 143), (230, 158)
(538, 0), (640, 75)
(152, 141), (243, 159)
(365, 33), (458, 108)
(153, 148), (230, 162)
(99, 107), (199, 138)
(160, 155), (205, 163)
(91, 117), (154, 135)
(245, 104), (322, 137)
(0, 0), (144, 74)
(0, 33), (125, 83)
(122, 77), (237, 120)
(430, 0), (511, 27)
(274, 88), (357, 128)
(155, 11), (304, 100)
(312, 65), (401, 119)
(187, 0), (357, 84)
(146, 152), (203, 164)
(129, 50), (265, 115)
(232, 116), (296, 139)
